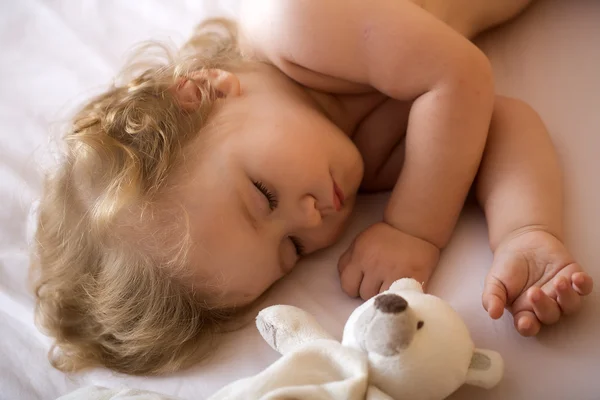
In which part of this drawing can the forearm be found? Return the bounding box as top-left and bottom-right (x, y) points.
(383, 57), (495, 249)
(476, 97), (563, 251)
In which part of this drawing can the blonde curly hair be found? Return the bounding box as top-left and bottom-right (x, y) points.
(30, 19), (245, 375)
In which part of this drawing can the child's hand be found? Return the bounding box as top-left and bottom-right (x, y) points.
(338, 222), (440, 300)
(482, 229), (594, 336)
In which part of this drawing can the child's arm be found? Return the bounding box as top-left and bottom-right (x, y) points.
(242, 0), (494, 297)
(476, 97), (593, 336)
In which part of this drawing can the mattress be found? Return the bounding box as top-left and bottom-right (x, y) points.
(1, 1), (599, 399)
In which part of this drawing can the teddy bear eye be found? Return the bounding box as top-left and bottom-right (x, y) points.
(417, 321), (424, 330)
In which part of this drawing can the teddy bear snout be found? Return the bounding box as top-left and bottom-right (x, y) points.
(374, 294), (408, 314)
(353, 294), (419, 357)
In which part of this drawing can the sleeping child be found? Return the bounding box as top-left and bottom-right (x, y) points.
(32, 0), (592, 375)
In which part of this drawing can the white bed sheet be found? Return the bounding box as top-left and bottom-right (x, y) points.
(1, 1), (599, 399)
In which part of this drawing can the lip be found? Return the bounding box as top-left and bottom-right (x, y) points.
(332, 178), (345, 212)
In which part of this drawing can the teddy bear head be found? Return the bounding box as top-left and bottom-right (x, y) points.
(342, 278), (503, 400)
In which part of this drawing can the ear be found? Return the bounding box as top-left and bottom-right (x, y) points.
(465, 348), (504, 389)
(171, 69), (241, 111)
(201, 69), (242, 98)
(256, 305), (334, 355)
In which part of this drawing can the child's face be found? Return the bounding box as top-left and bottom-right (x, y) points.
(174, 69), (364, 306)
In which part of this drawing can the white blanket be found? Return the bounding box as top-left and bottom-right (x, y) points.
(58, 387), (181, 400)
(208, 340), (393, 400)
(60, 339), (391, 400)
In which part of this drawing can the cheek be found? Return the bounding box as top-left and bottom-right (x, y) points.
(220, 262), (283, 306)
(237, 278), (274, 303)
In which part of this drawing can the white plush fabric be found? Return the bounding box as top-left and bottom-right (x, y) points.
(56, 279), (500, 400)
(1, 1), (599, 400)
(58, 387), (182, 400)
(209, 340), (380, 400)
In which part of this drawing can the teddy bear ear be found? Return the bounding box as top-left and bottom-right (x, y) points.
(389, 278), (424, 293)
(256, 305), (334, 355)
(465, 348), (504, 389)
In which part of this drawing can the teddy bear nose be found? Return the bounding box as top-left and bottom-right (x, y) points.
(374, 294), (408, 314)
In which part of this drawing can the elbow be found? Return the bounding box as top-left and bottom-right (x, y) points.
(469, 47), (495, 98)
(451, 46), (495, 111)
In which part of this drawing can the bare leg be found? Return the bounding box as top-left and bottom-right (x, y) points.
(476, 96), (593, 336)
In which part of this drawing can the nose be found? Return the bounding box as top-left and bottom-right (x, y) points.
(374, 294), (408, 314)
(293, 195), (322, 230)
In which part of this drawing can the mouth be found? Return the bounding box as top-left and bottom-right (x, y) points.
(332, 177), (345, 212)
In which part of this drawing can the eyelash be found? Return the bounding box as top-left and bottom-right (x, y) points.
(253, 180), (278, 210)
(253, 180), (305, 257)
(290, 236), (305, 257)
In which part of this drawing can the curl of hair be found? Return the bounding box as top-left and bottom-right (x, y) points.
(31, 19), (242, 375)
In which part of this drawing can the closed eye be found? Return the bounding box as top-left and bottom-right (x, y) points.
(252, 180), (304, 258)
(253, 180), (278, 210)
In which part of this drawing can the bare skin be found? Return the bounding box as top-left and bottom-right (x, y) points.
(174, 0), (592, 336)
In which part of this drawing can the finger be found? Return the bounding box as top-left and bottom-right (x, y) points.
(513, 310), (541, 336)
(555, 276), (581, 315)
(339, 264), (363, 298)
(379, 280), (396, 294)
(337, 244), (354, 274)
(486, 296), (505, 320)
(529, 287), (561, 325)
(572, 272), (593, 296)
(482, 275), (507, 319)
(359, 276), (383, 301)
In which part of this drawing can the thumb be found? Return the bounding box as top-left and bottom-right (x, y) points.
(482, 274), (508, 320)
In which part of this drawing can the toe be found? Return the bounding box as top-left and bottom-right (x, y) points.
(529, 287), (561, 325)
(555, 276), (581, 315)
(572, 272), (594, 295)
(513, 311), (540, 336)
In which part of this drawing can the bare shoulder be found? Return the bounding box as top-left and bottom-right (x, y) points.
(238, 0), (372, 93)
(238, 0), (487, 97)
(238, 0), (333, 59)
(238, 0), (351, 55)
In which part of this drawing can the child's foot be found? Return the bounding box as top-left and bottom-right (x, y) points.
(482, 227), (593, 336)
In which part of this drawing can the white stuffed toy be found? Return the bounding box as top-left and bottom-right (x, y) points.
(340, 278), (504, 399)
(210, 278), (504, 400)
(58, 278), (504, 400)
